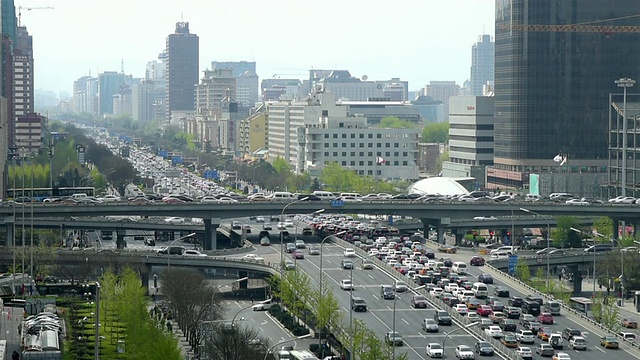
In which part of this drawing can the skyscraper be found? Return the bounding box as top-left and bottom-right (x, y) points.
(98, 71), (125, 116)
(165, 21), (199, 120)
(489, 0), (640, 190)
(469, 34), (494, 96)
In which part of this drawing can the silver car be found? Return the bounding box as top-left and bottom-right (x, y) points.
(422, 318), (439, 333)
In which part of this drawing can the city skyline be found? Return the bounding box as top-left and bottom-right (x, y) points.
(18, 0), (495, 94)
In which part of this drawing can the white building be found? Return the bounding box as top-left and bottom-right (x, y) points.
(442, 95), (495, 188)
(132, 79), (165, 123)
(195, 68), (236, 119)
(469, 34), (495, 96)
(424, 81), (461, 120)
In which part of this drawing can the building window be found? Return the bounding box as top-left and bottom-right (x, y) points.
(394, 152), (399, 156)
(403, 152), (407, 156)
(385, 152), (390, 157)
(376, 134), (382, 138)
(359, 134), (364, 138)
(403, 161), (408, 166)
(368, 161), (373, 166)
(324, 134), (329, 138)
(394, 143), (399, 148)
(359, 161), (364, 165)
(359, 143), (364, 147)
(333, 152), (338, 156)
(350, 161), (355, 166)
(368, 152), (373, 157)
(342, 152), (347, 156)
(377, 143), (382, 148)
(368, 143), (373, 148)
(350, 134), (356, 138)
(324, 143), (329, 148)
(322, 110), (328, 116)
(367, 170), (373, 176)
(333, 143), (338, 147)
(394, 161), (399, 166)
(368, 134), (373, 138)
(350, 143), (355, 147)
(342, 134), (347, 138)
(385, 143), (390, 148)
(351, 152), (356, 156)
(342, 143), (347, 148)
(324, 152), (329, 156)
(341, 161), (346, 166)
(333, 134), (338, 138)
(359, 152), (364, 156)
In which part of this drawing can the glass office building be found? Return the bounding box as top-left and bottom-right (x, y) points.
(490, 0), (640, 189)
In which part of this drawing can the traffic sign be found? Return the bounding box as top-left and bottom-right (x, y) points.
(508, 255), (518, 274)
(330, 199), (345, 207)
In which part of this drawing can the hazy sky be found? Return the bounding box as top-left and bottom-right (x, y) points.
(19, 0), (495, 94)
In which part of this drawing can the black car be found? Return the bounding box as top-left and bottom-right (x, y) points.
(478, 274), (493, 284)
(525, 294), (544, 306)
(494, 286), (510, 298)
(380, 285), (395, 299)
(562, 328), (582, 340)
(474, 341), (494, 356)
(499, 319), (517, 332)
(285, 243), (296, 253)
(434, 310), (452, 325)
(508, 296), (524, 307)
(424, 251), (435, 259)
(505, 306), (521, 319)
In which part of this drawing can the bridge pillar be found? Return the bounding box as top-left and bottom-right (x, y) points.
(437, 226), (445, 244)
(421, 219), (431, 240)
(116, 229), (126, 249)
(572, 270), (583, 294)
(454, 230), (465, 246)
(204, 218), (219, 251)
(5, 222), (13, 247)
(238, 271), (248, 290)
(612, 218), (620, 245)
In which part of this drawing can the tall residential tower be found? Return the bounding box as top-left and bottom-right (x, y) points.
(165, 21), (199, 120)
(469, 34), (494, 96)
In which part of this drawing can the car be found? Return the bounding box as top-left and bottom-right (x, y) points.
(622, 317), (638, 329)
(474, 341), (494, 356)
(538, 312), (554, 325)
(262, 223), (273, 230)
(341, 259), (354, 269)
(548, 333), (563, 349)
(619, 331), (637, 342)
(422, 318), (439, 332)
(490, 301), (505, 312)
(292, 250), (305, 259)
(344, 248), (356, 257)
(380, 285), (395, 299)
(394, 280), (408, 292)
(509, 296), (524, 307)
(308, 246), (320, 255)
(569, 336), (587, 350)
(526, 321), (543, 333)
(384, 331), (403, 346)
(551, 353), (571, 360)
(505, 306), (521, 319)
(494, 286), (509, 297)
(295, 239), (306, 248)
(600, 335), (619, 348)
(251, 300), (273, 311)
(484, 325), (504, 338)
(455, 304), (469, 315)
(561, 328), (581, 341)
(285, 243), (296, 253)
(538, 327), (553, 341)
(478, 274), (493, 284)
(164, 216), (185, 224)
(535, 343), (554, 357)
(479, 318), (493, 330)
(434, 310), (452, 325)
(412, 295), (428, 308)
(438, 244), (458, 253)
(255, 216), (265, 222)
(361, 259), (374, 269)
(470, 256), (485, 266)
(340, 279), (354, 290)
(516, 329), (535, 344)
(426, 343), (444, 358)
(499, 319), (517, 332)
(519, 314), (535, 324)
(467, 311), (480, 321)
(466, 298), (481, 310)
(501, 333), (518, 348)
(260, 237), (271, 246)
(351, 296), (367, 312)
(516, 346), (532, 360)
(455, 345), (474, 359)
(183, 250), (207, 257)
(477, 305), (493, 317)
(282, 259), (296, 270)
(242, 254), (264, 263)
(489, 311), (505, 323)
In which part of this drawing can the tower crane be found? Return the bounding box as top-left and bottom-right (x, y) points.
(18, 6), (54, 26)
(499, 13), (640, 33)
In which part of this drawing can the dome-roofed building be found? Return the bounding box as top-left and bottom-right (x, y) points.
(407, 177), (474, 196)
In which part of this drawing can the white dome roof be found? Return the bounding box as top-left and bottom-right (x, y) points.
(407, 177), (471, 196)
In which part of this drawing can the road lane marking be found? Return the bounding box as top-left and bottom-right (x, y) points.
(595, 346), (606, 353)
(368, 274), (374, 279)
(402, 318), (409, 325)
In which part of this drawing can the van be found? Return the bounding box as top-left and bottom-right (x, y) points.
(451, 261), (468, 275)
(522, 300), (541, 316)
(157, 246), (185, 255)
(472, 282), (489, 299)
(267, 191), (296, 200)
(340, 192), (361, 198)
(71, 193), (88, 200)
(313, 191), (336, 200)
(584, 244), (613, 252)
(544, 300), (561, 315)
(525, 194), (541, 202)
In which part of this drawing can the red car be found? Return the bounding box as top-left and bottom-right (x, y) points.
(537, 312), (554, 325)
(470, 256), (485, 266)
(478, 305), (493, 317)
(292, 250), (305, 259)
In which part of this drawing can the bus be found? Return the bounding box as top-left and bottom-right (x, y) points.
(7, 187), (95, 201)
(288, 350), (319, 360)
(0, 339), (6, 360)
(568, 297), (592, 317)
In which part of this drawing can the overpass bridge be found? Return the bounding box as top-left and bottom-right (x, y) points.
(0, 201), (633, 249)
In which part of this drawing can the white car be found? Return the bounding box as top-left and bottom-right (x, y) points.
(515, 346), (532, 359)
(340, 279), (354, 291)
(444, 283), (459, 293)
(426, 343), (444, 358)
(394, 280), (408, 292)
(242, 254), (264, 263)
(569, 336), (587, 350)
(467, 312), (479, 321)
(454, 304), (468, 315)
(454, 345), (474, 359)
(552, 352), (571, 360)
(251, 301), (273, 311)
(101, 195), (121, 202)
(490, 246), (516, 255)
(284, 220), (294, 227)
(343, 248), (356, 257)
(183, 250), (207, 257)
(164, 217), (185, 224)
(255, 216), (265, 222)
(565, 199), (589, 205)
(515, 329), (535, 344)
(430, 287), (444, 297)
(484, 325), (504, 338)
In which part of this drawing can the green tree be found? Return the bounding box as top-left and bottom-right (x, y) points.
(593, 217), (613, 240)
(421, 122), (449, 143)
(377, 116), (417, 129)
(551, 216), (580, 248)
(313, 277), (342, 350)
(592, 292), (621, 331)
(435, 150), (449, 173)
(272, 156), (292, 174)
(514, 257), (531, 282)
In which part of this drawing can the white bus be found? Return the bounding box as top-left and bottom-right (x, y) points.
(289, 350), (320, 360)
(568, 297), (592, 317)
(0, 340), (6, 360)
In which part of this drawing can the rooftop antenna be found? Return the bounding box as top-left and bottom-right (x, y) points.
(121, 59), (124, 74)
(181, 11), (184, 21)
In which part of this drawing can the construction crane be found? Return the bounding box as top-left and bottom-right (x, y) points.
(18, 6), (54, 26)
(499, 13), (640, 33)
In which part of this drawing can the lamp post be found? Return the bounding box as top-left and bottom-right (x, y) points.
(572, 227), (608, 295)
(280, 197), (309, 275)
(210, 277), (249, 320)
(615, 77), (635, 197)
(263, 334), (312, 360)
(442, 321), (478, 352)
(165, 232), (196, 268)
(317, 230), (346, 348)
(520, 208), (550, 290)
(348, 254), (377, 358)
(94, 281), (101, 360)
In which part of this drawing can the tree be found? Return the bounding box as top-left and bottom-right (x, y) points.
(592, 292), (621, 331)
(592, 217), (613, 240)
(204, 324), (270, 360)
(421, 122), (449, 143)
(551, 216), (580, 248)
(435, 150), (449, 173)
(514, 257), (531, 282)
(377, 117), (417, 129)
(313, 277), (342, 352)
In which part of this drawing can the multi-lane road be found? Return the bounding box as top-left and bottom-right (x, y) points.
(227, 223), (640, 360)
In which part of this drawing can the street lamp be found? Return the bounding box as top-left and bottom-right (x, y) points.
(165, 232), (196, 268)
(210, 277), (249, 320)
(263, 334), (312, 360)
(317, 230), (346, 349)
(615, 77), (635, 197)
(280, 197), (309, 274)
(571, 227), (601, 295)
(520, 208), (551, 290)
(442, 321), (478, 352)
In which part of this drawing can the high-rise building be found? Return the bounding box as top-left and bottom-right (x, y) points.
(424, 81), (460, 120)
(165, 22), (199, 119)
(98, 71), (125, 116)
(195, 68), (236, 119)
(13, 26), (33, 121)
(469, 34), (494, 96)
(132, 79), (165, 123)
(1, 0), (17, 46)
(211, 61), (259, 107)
(489, 0), (640, 192)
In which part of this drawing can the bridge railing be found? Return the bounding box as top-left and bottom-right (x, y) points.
(483, 261), (640, 351)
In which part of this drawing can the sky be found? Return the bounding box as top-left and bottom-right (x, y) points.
(17, 0), (495, 95)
